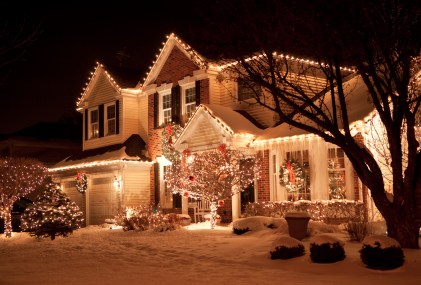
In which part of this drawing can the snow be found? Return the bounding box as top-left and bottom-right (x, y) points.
(271, 235), (303, 250)
(1, 217), (420, 285)
(310, 233), (345, 246)
(362, 235), (401, 248)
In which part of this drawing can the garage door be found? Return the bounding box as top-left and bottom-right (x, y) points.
(89, 176), (118, 225)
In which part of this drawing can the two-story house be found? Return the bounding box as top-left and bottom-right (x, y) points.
(51, 33), (375, 225)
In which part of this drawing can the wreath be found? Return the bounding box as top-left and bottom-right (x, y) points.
(279, 159), (305, 193)
(76, 172), (88, 193)
(161, 123), (183, 162)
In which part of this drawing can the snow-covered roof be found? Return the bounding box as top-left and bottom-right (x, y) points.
(50, 135), (151, 172)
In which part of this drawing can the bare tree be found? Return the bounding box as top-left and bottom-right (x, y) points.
(193, 0), (421, 248)
(0, 157), (47, 237)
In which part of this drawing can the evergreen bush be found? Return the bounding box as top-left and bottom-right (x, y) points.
(270, 236), (305, 260)
(20, 182), (84, 240)
(309, 234), (345, 263)
(360, 236), (404, 270)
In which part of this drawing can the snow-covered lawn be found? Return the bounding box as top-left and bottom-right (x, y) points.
(1, 219), (420, 285)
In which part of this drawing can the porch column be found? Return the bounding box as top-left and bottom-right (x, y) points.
(232, 191), (241, 221)
(182, 195), (189, 215)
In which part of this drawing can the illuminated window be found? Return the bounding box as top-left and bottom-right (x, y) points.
(280, 150), (311, 201)
(185, 86), (196, 119)
(162, 93), (172, 124)
(106, 103), (116, 135)
(90, 109), (99, 138)
(328, 147), (346, 199)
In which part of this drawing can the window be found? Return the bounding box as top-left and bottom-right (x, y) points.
(238, 79), (261, 101)
(328, 147), (346, 199)
(90, 109), (99, 138)
(162, 93), (172, 125)
(184, 87), (196, 119)
(106, 103), (116, 135)
(281, 150), (311, 201)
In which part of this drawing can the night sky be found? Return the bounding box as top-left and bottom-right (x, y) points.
(0, 1), (201, 134)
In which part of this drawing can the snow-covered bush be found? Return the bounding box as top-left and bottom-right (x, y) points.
(115, 204), (180, 232)
(309, 234), (346, 263)
(269, 235), (305, 260)
(360, 235), (404, 270)
(232, 216), (280, 235)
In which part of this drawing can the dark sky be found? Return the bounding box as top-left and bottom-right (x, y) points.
(0, 1), (201, 134)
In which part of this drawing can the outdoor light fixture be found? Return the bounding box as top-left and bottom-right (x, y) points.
(113, 176), (121, 190)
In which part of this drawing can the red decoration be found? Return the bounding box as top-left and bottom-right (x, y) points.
(166, 125), (173, 136)
(285, 162), (295, 183)
(218, 143), (227, 154)
(189, 175), (195, 182)
(218, 200), (225, 207)
(183, 191), (189, 198)
(183, 149), (191, 157)
(77, 172), (81, 180)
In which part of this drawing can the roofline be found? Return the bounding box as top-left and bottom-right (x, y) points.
(49, 159), (154, 172)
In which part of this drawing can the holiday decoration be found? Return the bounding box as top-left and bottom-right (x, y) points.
(328, 159), (346, 199)
(20, 180), (84, 240)
(0, 157), (47, 238)
(161, 123), (183, 162)
(279, 159), (307, 201)
(165, 147), (259, 229)
(76, 173), (88, 193)
(218, 200), (225, 207)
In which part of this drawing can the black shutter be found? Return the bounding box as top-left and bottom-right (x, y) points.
(84, 109), (88, 140)
(154, 93), (159, 128)
(154, 163), (160, 206)
(173, 193), (182, 209)
(195, 80), (201, 105)
(98, 104), (104, 137)
(115, 100), (120, 135)
(171, 85), (180, 124)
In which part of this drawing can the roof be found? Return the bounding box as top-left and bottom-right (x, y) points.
(52, 134), (150, 170)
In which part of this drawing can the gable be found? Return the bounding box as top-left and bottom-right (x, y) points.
(175, 110), (230, 152)
(154, 45), (200, 86)
(87, 71), (120, 107)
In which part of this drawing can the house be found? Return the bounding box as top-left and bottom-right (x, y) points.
(50, 33), (376, 225)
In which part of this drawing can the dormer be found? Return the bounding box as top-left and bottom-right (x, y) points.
(77, 62), (142, 151)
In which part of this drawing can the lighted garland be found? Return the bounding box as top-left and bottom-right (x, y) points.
(161, 123), (183, 162)
(76, 173), (88, 193)
(279, 159), (305, 193)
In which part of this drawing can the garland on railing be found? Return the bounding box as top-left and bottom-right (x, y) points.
(243, 200), (365, 223)
(76, 172), (88, 193)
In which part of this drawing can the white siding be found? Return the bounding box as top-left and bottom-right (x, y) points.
(123, 168), (150, 207)
(88, 71), (118, 107)
(122, 96), (139, 140)
(138, 95), (148, 143)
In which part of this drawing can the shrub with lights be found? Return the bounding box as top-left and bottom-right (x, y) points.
(20, 180), (84, 240)
(165, 144), (259, 229)
(0, 157), (47, 238)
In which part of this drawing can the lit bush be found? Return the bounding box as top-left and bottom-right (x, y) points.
(269, 235), (305, 260)
(360, 235), (404, 270)
(309, 234), (346, 263)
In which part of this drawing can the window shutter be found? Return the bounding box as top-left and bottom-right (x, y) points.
(84, 109), (88, 140)
(154, 92), (159, 128)
(115, 100), (120, 135)
(195, 80), (201, 105)
(171, 85), (180, 124)
(154, 163), (160, 206)
(98, 104), (104, 137)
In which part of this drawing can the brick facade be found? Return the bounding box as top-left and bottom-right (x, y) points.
(257, 150), (270, 202)
(147, 46), (210, 206)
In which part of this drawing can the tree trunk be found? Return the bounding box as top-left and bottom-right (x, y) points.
(386, 214), (420, 249)
(3, 204), (12, 238)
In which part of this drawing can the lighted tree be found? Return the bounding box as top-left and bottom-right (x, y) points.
(0, 157), (47, 237)
(20, 179), (84, 240)
(166, 145), (257, 228)
(192, 0), (421, 248)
